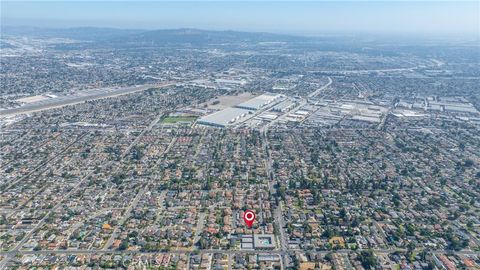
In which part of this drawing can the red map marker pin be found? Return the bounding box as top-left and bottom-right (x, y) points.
(243, 210), (256, 228)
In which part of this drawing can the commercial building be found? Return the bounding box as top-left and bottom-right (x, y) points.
(197, 93), (285, 128)
(197, 107), (252, 127)
(235, 93), (282, 111)
(271, 100), (295, 112)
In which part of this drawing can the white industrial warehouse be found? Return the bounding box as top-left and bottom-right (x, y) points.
(197, 93), (283, 127)
(197, 107), (253, 127)
(234, 93), (282, 110)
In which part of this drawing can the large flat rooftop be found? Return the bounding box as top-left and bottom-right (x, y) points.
(197, 107), (253, 127)
(235, 93), (282, 110)
(254, 234), (276, 250)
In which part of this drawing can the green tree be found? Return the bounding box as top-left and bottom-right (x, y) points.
(359, 250), (377, 269)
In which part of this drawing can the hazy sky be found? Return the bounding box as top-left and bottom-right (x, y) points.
(1, 1), (479, 37)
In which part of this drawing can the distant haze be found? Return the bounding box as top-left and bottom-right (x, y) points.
(2, 1), (479, 38)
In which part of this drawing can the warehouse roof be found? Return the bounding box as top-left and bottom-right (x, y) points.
(235, 93), (282, 110)
(197, 107), (253, 127)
